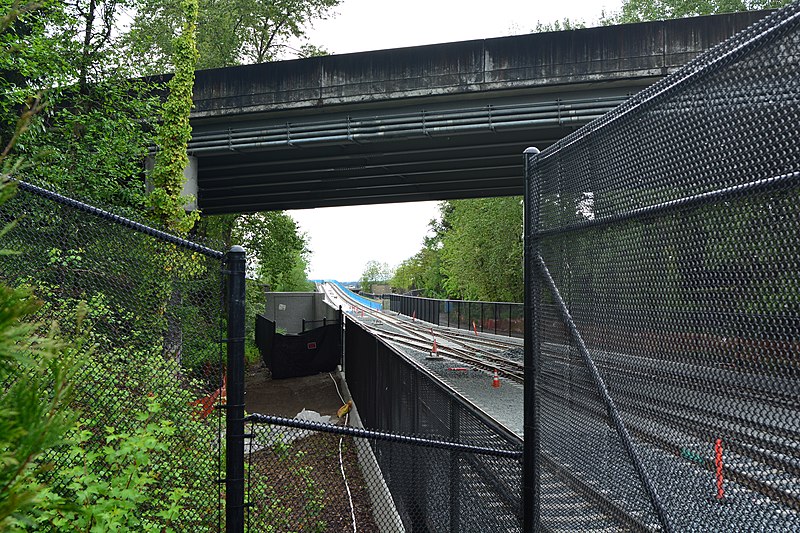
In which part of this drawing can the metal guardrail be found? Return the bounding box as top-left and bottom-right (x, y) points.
(384, 294), (524, 338)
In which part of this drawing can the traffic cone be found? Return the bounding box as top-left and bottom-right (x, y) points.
(426, 335), (442, 360)
(492, 369), (501, 388)
(473, 321), (479, 336)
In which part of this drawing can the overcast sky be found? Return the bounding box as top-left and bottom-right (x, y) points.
(288, 0), (623, 281)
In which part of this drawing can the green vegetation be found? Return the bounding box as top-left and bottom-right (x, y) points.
(148, 0), (200, 234)
(0, 0), (333, 527)
(359, 260), (393, 293)
(606, 0), (792, 24)
(127, 0), (341, 73)
(391, 198), (523, 302)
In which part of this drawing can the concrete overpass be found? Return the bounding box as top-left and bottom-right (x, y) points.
(188, 10), (771, 214)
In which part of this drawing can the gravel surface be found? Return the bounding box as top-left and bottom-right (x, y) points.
(387, 339), (525, 438)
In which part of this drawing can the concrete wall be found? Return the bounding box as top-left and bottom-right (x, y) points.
(190, 11), (770, 118)
(264, 292), (339, 334)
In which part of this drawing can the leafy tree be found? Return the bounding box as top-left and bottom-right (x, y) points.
(605, 0), (792, 23)
(127, 0), (341, 72)
(360, 260), (393, 293)
(440, 197), (523, 302)
(2, 0), (161, 209)
(390, 202), (450, 297)
(229, 211), (311, 291)
(391, 257), (418, 292)
(391, 245), (446, 296)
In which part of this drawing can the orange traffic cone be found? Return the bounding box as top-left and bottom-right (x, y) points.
(426, 335), (442, 360)
(492, 369), (501, 388)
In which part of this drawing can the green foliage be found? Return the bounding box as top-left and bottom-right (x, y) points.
(229, 211), (312, 291)
(0, 283), (84, 529)
(19, 82), (159, 207)
(390, 203), (450, 297)
(1, 0), (162, 210)
(19, 398), (190, 532)
(604, 0), (792, 24)
(360, 260), (393, 293)
(127, 0), (341, 72)
(148, 0), (200, 234)
(440, 197), (523, 302)
(245, 278), (267, 364)
(391, 245), (446, 297)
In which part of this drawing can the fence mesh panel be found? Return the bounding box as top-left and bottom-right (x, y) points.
(244, 415), (522, 533)
(0, 181), (225, 530)
(525, 4), (800, 531)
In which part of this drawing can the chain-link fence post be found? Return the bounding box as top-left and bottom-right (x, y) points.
(523, 146), (540, 533)
(225, 245), (246, 533)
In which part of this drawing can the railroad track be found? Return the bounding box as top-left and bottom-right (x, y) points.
(322, 282), (800, 529)
(324, 282), (524, 381)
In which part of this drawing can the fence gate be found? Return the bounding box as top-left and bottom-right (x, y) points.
(524, 4), (800, 532)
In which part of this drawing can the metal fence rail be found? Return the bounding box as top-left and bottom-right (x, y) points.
(0, 180), (229, 530)
(344, 317), (523, 531)
(524, 3), (800, 532)
(385, 293), (524, 338)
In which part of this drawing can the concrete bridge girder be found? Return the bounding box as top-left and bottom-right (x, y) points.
(186, 10), (772, 214)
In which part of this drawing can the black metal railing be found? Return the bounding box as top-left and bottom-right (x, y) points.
(244, 414), (522, 532)
(344, 317), (523, 531)
(384, 294), (524, 338)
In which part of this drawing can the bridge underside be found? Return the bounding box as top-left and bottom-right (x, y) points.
(198, 126), (563, 214)
(189, 10), (768, 214)
(194, 89), (632, 213)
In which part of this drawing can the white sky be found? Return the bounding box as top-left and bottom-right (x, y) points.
(288, 0), (623, 281)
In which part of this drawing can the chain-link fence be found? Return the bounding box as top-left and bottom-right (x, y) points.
(385, 294), (524, 338)
(244, 414), (522, 533)
(524, 3), (800, 532)
(343, 317), (523, 531)
(0, 180), (227, 530)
